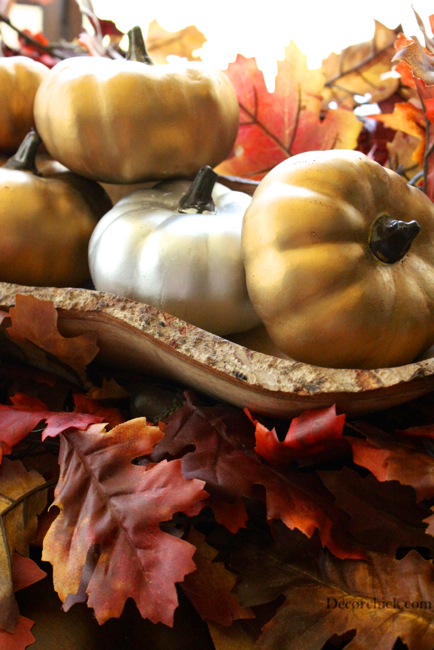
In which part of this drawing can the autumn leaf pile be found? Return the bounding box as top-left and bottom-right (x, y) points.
(2, 293), (434, 650)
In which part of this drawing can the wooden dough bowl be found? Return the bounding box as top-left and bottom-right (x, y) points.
(1, 281), (434, 419)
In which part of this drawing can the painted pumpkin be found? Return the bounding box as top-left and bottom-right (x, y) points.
(33, 27), (239, 184)
(242, 149), (434, 369)
(89, 166), (261, 335)
(0, 130), (111, 287)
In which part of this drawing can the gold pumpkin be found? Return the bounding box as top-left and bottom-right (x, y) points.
(33, 27), (239, 184)
(0, 56), (49, 154)
(242, 149), (434, 369)
(0, 130), (112, 287)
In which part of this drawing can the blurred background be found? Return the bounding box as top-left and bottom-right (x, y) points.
(2, 0), (434, 89)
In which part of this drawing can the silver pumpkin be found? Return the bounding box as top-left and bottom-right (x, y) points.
(88, 167), (261, 336)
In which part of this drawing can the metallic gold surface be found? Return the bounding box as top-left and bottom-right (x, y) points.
(89, 180), (261, 335)
(33, 57), (239, 184)
(242, 149), (434, 369)
(0, 163), (111, 287)
(0, 56), (48, 154)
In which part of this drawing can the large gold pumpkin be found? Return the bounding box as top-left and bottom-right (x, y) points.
(242, 149), (434, 369)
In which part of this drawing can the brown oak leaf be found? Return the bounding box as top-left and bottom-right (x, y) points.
(236, 524), (434, 650)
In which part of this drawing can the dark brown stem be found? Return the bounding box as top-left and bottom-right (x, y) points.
(369, 216), (420, 264)
(127, 26), (154, 64)
(3, 129), (42, 175)
(178, 166), (217, 214)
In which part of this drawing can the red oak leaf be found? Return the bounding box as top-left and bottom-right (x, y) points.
(151, 393), (364, 560)
(216, 45), (362, 180)
(245, 405), (345, 465)
(0, 393), (104, 456)
(72, 393), (125, 429)
(42, 418), (209, 626)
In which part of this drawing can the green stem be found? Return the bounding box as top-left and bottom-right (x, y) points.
(126, 26), (154, 64)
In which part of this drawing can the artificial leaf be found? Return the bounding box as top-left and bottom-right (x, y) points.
(321, 21), (400, 108)
(42, 418), (209, 626)
(318, 466), (434, 554)
(393, 36), (434, 89)
(72, 393), (125, 429)
(0, 393), (105, 456)
(5, 294), (99, 385)
(0, 459), (46, 632)
(207, 620), (257, 650)
(245, 404), (346, 465)
(86, 377), (129, 400)
(373, 102), (425, 165)
(180, 528), (253, 625)
(146, 19), (206, 64)
(236, 524), (434, 650)
(216, 45), (362, 180)
(11, 554), (46, 593)
(151, 393), (364, 559)
(385, 130), (421, 178)
(347, 422), (434, 502)
(0, 616), (35, 650)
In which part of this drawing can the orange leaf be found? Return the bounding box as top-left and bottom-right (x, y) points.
(42, 418), (209, 626)
(372, 102), (426, 165)
(73, 393), (125, 429)
(216, 46), (362, 180)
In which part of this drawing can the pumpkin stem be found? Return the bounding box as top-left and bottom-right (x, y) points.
(369, 215), (421, 264)
(127, 26), (154, 65)
(3, 129), (42, 175)
(177, 166), (218, 214)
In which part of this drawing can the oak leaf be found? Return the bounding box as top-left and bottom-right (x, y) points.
(0, 459), (47, 633)
(321, 21), (400, 109)
(180, 528), (253, 626)
(151, 393), (364, 560)
(235, 524), (434, 650)
(347, 422), (434, 502)
(245, 404), (346, 465)
(216, 44), (362, 180)
(42, 418), (209, 626)
(318, 466), (434, 554)
(72, 393), (125, 429)
(146, 19), (206, 64)
(0, 393), (105, 458)
(4, 294), (99, 385)
(0, 617), (35, 650)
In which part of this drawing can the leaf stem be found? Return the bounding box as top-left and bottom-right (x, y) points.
(0, 13), (68, 60)
(1, 478), (57, 520)
(324, 40), (397, 87)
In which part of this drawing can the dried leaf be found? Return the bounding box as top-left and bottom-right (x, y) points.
(0, 459), (46, 632)
(245, 405), (346, 465)
(207, 620), (257, 650)
(4, 295), (99, 386)
(86, 377), (129, 400)
(236, 524), (434, 650)
(151, 393), (364, 560)
(72, 393), (124, 429)
(372, 102), (426, 165)
(42, 418), (209, 626)
(181, 528), (253, 625)
(11, 554), (46, 593)
(322, 21), (400, 108)
(146, 19), (206, 64)
(393, 36), (434, 87)
(216, 45), (362, 180)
